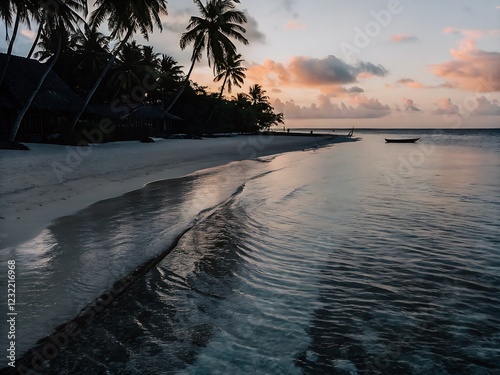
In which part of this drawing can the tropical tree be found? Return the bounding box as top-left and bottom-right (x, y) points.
(228, 92), (256, 132)
(8, 0), (87, 142)
(34, 21), (77, 83)
(160, 55), (184, 83)
(247, 83), (269, 106)
(107, 41), (147, 100)
(71, 24), (110, 97)
(203, 52), (246, 128)
(164, 0), (248, 113)
(213, 52), (246, 98)
(158, 55), (184, 94)
(0, 0), (36, 86)
(69, 0), (168, 129)
(141, 45), (161, 71)
(243, 84), (284, 131)
(26, 5), (47, 59)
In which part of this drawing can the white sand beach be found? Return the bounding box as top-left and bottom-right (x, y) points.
(0, 134), (343, 248)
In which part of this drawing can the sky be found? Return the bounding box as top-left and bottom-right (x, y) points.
(2, 0), (500, 128)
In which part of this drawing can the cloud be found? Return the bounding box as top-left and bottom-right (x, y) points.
(281, 0), (298, 17)
(473, 96), (500, 115)
(356, 61), (388, 77)
(396, 78), (425, 89)
(389, 34), (419, 43)
(347, 86), (364, 93)
(443, 27), (500, 39)
(431, 98), (460, 115)
(431, 96), (500, 116)
(162, 8), (266, 44)
(247, 55), (387, 92)
(437, 81), (459, 89)
(20, 29), (36, 41)
(162, 8), (192, 33)
(393, 78), (460, 90)
(273, 94), (391, 119)
(432, 28), (500, 92)
(243, 11), (267, 43)
(285, 20), (307, 30)
(403, 97), (421, 111)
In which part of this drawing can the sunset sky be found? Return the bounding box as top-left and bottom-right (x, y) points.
(2, 0), (500, 128)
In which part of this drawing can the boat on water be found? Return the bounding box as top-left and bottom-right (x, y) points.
(385, 137), (420, 143)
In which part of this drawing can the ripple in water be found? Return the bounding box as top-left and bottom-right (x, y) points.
(7, 131), (499, 374)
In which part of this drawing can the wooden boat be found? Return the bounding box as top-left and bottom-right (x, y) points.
(385, 137), (420, 143)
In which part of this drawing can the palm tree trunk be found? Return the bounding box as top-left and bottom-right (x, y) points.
(163, 58), (197, 114)
(9, 27), (62, 142)
(69, 28), (133, 130)
(27, 15), (45, 59)
(0, 12), (20, 87)
(218, 74), (228, 99)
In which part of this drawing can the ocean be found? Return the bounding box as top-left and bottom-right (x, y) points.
(1, 129), (499, 374)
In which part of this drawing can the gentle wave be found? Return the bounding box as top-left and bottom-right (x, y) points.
(3, 131), (499, 374)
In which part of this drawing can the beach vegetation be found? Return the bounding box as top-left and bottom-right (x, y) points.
(1, 0), (284, 147)
(69, 0), (169, 129)
(0, 0), (36, 86)
(164, 0), (248, 114)
(7, 0), (87, 143)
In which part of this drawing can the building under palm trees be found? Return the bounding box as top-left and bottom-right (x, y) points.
(0, 53), (84, 141)
(0, 53), (187, 142)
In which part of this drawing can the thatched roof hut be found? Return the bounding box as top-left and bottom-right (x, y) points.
(0, 53), (84, 139)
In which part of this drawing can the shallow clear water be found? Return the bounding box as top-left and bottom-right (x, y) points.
(1, 130), (499, 374)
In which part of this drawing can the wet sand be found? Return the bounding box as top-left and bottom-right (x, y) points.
(0, 134), (350, 248)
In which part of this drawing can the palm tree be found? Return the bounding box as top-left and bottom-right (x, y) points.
(0, 0), (35, 86)
(26, 5), (46, 59)
(69, 0), (168, 129)
(34, 22), (76, 62)
(160, 55), (184, 83)
(164, 0), (248, 114)
(148, 55), (184, 103)
(158, 55), (184, 92)
(248, 83), (270, 106)
(233, 92), (251, 106)
(246, 84), (283, 131)
(141, 45), (161, 71)
(203, 52), (246, 128)
(71, 24), (110, 96)
(213, 52), (246, 98)
(107, 41), (146, 100)
(8, 0), (87, 142)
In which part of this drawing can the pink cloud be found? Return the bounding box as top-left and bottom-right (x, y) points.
(273, 94), (391, 119)
(20, 29), (36, 41)
(443, 27), (500, 39)
(473, 96), (500, 115)
(285, 20), (307, 30)
(396, 78), (425, 89)
(431, 98), (460, 115)
(402, 97), (421, 111)
(432, 28), (500, 92)
(246, 55), (387, 93)
(393, 78), (458, 90)
(389, 34), (419, 43)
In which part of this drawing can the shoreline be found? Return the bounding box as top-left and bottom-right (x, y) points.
(0, 134), (353, 249)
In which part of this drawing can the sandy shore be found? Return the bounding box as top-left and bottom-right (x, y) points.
(0, 134), (348, 248)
